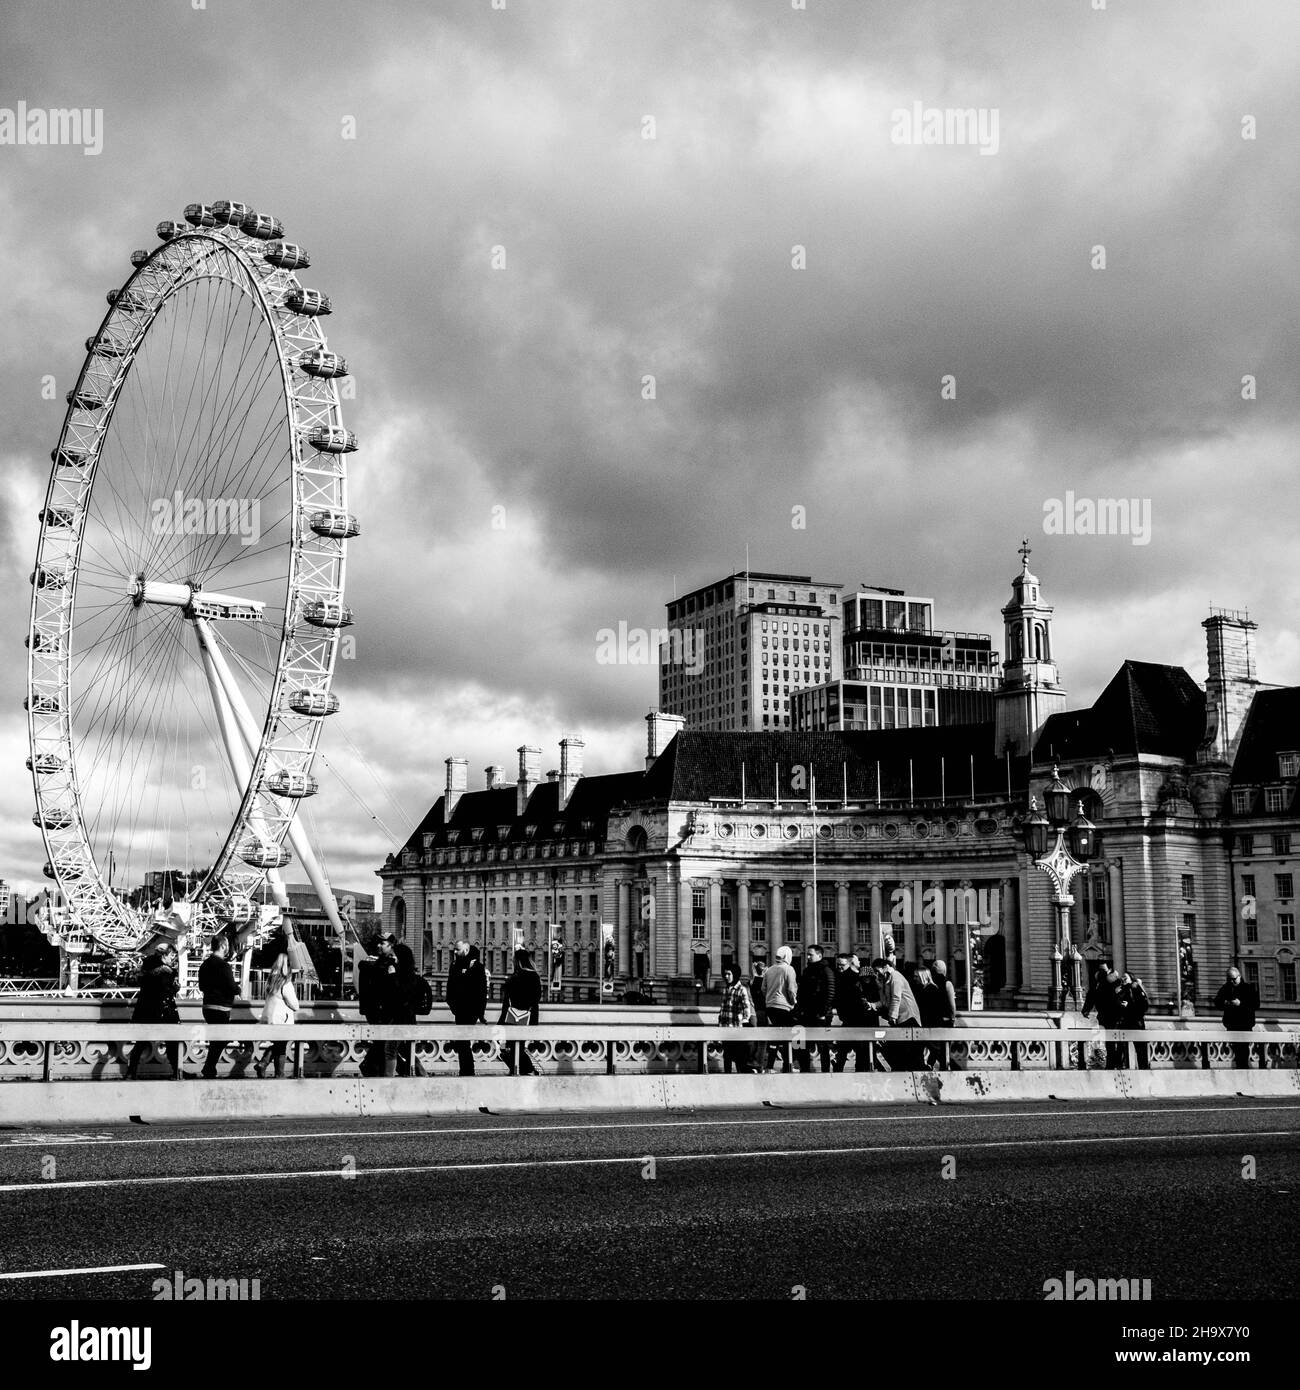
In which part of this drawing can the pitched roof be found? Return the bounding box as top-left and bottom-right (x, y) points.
(1229, 687), (1300, 786)
(1036, 661), (1204, 762)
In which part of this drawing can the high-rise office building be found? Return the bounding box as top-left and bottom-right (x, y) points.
(660, 572), (843, 731)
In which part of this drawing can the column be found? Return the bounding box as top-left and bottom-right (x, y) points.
(736, 879), (751, 975)
(708, 877), (723, 986)
(870, 881), (884, 958)
(645, 875), (657, 975)
(898, 880), (917, 963)
(836, 880), (851, 956)
(676, 867), (693, 976)
(999, 877), (1019, 990)
(802, 880), (816, 957)
(1108, 861), (1126, 974)
(614, 878), (627, 974)
(769, 880), (784, 953)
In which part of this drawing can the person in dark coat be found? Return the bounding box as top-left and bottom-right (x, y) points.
(390, 942), (420, 1077)
(198, 934), (241, 1079)
(127, 947), (184, 1079)
(1116, 971), (1151, 1069)
(498, 948), (543, 1076)
(1082, 963), (1125, 1069)
(794, 944), (836, 1073)
(1214, 966), (1259, 1069)
(447, 940), (488, 1076)
(832, 954), (867, 1073)
(913, 963), (947, 1070)
(359, 933), (401, 1077)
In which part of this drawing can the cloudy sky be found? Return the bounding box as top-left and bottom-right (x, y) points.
(2, 0), (1298, 904)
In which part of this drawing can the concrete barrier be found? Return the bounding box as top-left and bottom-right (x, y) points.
(2, 1067), (1296, 1127)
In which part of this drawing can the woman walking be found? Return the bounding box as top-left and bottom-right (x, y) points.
(718, 964), (755, 1073)
(126, 946), (184, 1079)
(498, 948), (542, 1076)
(254, 953), (300, 1078)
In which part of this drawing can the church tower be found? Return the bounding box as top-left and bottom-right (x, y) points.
(994, 542), (1068, 757)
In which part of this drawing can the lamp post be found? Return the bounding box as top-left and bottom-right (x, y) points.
(1021, 764), (1098, 1012)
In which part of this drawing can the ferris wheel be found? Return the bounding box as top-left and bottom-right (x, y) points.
(26, 200), (359, 955)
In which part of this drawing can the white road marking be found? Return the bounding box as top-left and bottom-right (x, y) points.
(0, 1129), (1293, 1193)
(1, 1102), (1296, 1149)
(0, 1262), (164, 1279)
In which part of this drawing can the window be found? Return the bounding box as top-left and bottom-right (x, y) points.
(1245, 916), (1258, 944)
(1281, 913), (1296, 943)
(1238, 834), (1255, 856)
(1231, 788), (1252, 814)
(1282, 963), (1298, 1002)
(1242, 873), (1256, 897)
(1243, 961), (1260, 992)
(1276, 873), (1294, 900)
(1265, 786), (1288, 813)
(1280, 752), (1300, 778)
(1274, 833), (1291, 856)
(1182, 913), (1196, 940)
(1180, 874), (1195, 902)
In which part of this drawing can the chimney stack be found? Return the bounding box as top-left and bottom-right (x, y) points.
(646, 710), (686, 769)
(559, 736), (585, 809)
(444, 757), (468, 816)
(517, 745), (542, 815)
(485, 765), (503, 791)
(1199, 609), (1259, 766)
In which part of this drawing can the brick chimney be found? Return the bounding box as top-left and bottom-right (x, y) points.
(444, 757), (468, 816)
(1198, 610), (1258, 766)
(559, 736), (584, 809)
(646, 710), (686, 769)
(485, 765), (504, 790)
(517, 745), (542, 815)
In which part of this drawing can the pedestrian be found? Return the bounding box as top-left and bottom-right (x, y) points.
(718, 965), (755, 1073)
(198, 934), (241, 1079)
(749, 961), (768, 1071)
(1213, 966), (1259, 1069)
(358, 932), (401, 1077)
(499, 948), (543, 1075)
(762, 945), (798, 1074)
(253, 953), (299, 1078)
(1082, 963), (1124, 1068)
(447, 940), (488, 1076)
(795, 943), (836, 1073)
(391, 941), (420, 1077)
(928, 959), (958, 1070)
(872, 957), (923, 1072)
(126, 946), (185, 1079)
(1118, 971), (1150, 1069)
(913, 962), (946, 1071)
(833, 954), (867, 1073)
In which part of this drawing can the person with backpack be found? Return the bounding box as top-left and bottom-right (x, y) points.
(498, 948), (543, 1076)
(253, 953), (300, 1078)
(447, 940), (488, 1076)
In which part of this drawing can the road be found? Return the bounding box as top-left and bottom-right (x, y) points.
(0, 1097), (1295, 1301)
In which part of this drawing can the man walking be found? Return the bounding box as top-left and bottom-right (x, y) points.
(1214, 965), (1259, 1069)
(833, 954), (867, 1073)
(762, 945), (798, 1074)
(795, 943), (837, 1073)
(198, 934), (241, 1079)
(873, 957), (922, 1072)
(446, 940), (488, 1076)
(359, 932), (401, 1077)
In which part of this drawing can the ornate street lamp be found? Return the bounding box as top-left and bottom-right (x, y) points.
(1022, 764), (1099, 1010)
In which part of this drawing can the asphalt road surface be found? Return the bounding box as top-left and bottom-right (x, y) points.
(0, 1097), (1295, 1301)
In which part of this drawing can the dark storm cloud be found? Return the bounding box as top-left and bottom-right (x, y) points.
(2, 0), (1298, 892)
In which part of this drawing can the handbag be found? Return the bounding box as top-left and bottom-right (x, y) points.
(505, 1006), (531, 1026)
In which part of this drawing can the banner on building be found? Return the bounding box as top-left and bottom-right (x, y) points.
(600, 922), (615, 994)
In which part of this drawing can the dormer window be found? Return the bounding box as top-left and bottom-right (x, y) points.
(524, 825), (537, 839)
(1280, 753), (1300, 779)
(1265, 786), (1289, 813)
(1231, 788), (1253, 815)
(446, 830), (460, 845)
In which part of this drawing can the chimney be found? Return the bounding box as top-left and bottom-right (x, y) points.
(1199, 610), (1259, 766)
(559, 736), (585, 809)
(646, 709), (686, 769)
(546, 769), (559, 782)
(485, 765), (504, 790)
(517, 745), (541, 815)
(444, 757), (468, 816)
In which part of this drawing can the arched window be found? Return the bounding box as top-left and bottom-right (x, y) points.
(626, 825), (648, 852)
(392, 897), (406, 938)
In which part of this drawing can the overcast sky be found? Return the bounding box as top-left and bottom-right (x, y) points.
(2, 0), (1298, 903)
